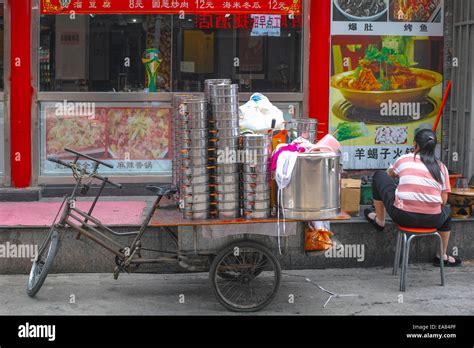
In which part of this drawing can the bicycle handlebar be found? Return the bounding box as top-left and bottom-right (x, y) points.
(47, 156), (122, 189)
(64, 148), (114, 168)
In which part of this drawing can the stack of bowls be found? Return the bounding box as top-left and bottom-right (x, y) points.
(241, 134), (272, 219)
(208, 83), (241, 219)
(179, 96), (212, 220)
(289, 119), (318, 143)
(204, 79), (232, 103)
(172, 93), (194, 200)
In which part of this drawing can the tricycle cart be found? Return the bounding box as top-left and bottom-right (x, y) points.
(27, 149), (348, 312)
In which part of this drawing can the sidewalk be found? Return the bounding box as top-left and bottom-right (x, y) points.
(1, 264), (473, 315)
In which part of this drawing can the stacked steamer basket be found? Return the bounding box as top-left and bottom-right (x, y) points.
(290, 119), (318, 143)
(172, 93), (194, 201)
(179, 96), (212, 220)
(208, 83), (241, 219)
(242, 134), (272, 219)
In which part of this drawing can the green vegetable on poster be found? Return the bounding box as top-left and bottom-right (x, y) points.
(334, 122), (369, 142)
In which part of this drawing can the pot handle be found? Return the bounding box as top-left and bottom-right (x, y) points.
(329, 158), (336, 173)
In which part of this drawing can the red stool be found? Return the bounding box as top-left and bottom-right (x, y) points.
(393, 226), (445, 292)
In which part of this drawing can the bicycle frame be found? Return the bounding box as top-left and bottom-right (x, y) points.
(53, 168), (178, 267)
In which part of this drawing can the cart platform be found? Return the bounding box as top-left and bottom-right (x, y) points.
(150, 205), (351, 227)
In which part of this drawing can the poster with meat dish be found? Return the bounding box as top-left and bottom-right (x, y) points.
(41, 103), (171, 175)
(330, 0), (444, 169)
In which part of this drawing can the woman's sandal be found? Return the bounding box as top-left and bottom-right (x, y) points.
(364, 208), (385, 231)
(433, 255), (462, 267)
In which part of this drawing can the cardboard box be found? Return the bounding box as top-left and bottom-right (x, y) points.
(341, 179), (362, 216)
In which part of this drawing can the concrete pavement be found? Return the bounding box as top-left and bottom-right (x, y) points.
(0, 263), (472, 315)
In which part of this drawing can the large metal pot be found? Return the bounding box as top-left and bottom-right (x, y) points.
(282, 151), (341, 220)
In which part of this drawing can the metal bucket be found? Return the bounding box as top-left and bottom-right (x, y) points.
(215, 118), (239, 128)
(215, 128), (240, 138)
(213, 173), (240, 184)
(211, 96), (239, 105)
(211, 104), (240, 113)
(282, 151), (341, 220)
(218, 209), (241, 219)
(242, 134), (272, 148)
(244, 209), (271, 219)
(243, 200), (271, 211)
(215, 201), (241, 210)
(243, 190), (271, 201)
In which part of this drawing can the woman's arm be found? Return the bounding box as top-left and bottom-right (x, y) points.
(441, 192), (448, 206)
(387, 167), (398, 178)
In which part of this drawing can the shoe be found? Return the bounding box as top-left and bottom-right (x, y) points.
(364, 208), (385, 231)
(433, 255), (462, 267)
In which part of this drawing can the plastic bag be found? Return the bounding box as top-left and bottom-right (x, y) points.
(305, 222), (333, 252)
(239, 93), (285, 133)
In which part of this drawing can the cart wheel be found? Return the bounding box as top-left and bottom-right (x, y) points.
(210, 241), (281, 312)
(27, 229), (61, 297)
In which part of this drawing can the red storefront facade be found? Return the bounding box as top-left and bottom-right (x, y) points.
(0, 0), (331, 189)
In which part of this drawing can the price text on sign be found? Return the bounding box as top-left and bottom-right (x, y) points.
(41, 0), (302, 15)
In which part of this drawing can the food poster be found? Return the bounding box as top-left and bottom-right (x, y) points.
(330, 0), (444, 169)
(41, 103), (171, 175)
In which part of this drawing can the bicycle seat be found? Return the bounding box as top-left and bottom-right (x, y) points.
(146, 185), (178, 197)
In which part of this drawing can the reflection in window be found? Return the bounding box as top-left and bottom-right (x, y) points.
(172, 14), (302, 93)
(40, 14), (172, 92)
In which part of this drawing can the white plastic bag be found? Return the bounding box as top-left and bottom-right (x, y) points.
(239, 93), (285, 132)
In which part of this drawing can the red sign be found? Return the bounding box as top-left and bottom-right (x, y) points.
(41, 0), (302, 15)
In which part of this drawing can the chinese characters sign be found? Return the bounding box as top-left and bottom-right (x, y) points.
(329, 0), (444, 169)
(41, 0), (302, 15)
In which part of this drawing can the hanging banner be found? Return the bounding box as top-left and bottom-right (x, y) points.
(329, 0), (444, 170)
(41, 0), (302, 15)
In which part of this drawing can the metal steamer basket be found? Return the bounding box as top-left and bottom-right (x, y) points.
(282, 151), (341, 220)
(288, 118), (318, 143)
(207, 81), (241, 219)
(176, 95), (213, 220)
(241, 134), (272, 219)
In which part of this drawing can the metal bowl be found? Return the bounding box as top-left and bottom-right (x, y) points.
(181, 147), (213, 158)
(243, 162), (270, 173)
(211, 104), (240, 113)
(209, 84), (238, 95)
(183, 138), (209, 149)
(181, 184), (210, 195)
(183, 210), (210, 220)
(211, 96), (239, 105)
(182, 118), (208, 129)
(184, 193), (210, 204)
(217, 209), (241, 219)
(243, 190), (271, 201)
(215, 191), (240, 202)
(215, 164), (240, 175)
(242, 172), (272, 183)
(242, 182), (269, 192)
(242, 134), (272, 148)
(212, 173), (240, 184)
(182, 174), (209, 185)
(215, 201), (241, 210)
(181, 156), (209, 167)
(243, 200), (271, 211)
(182, 127), (209, 139)
(185, 201), (210, 211)
(216, 182), (240, 193)
(215, 118), (239, 129)
(211, 137), (240, 149)
(181, 165), (210, 176)
(244, 209), (272, 220)
(216, 127), (240, 138)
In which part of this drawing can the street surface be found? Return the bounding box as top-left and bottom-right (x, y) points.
(1, 263), (473, 315)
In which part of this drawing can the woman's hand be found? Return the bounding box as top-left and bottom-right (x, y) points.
(441, 192), (448, 206)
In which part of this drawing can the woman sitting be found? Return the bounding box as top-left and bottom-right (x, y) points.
(364, 129), (462, 267)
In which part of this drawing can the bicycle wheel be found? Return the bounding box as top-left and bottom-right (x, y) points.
(210, 241), (281, 312)
(27, 229), (60, 297)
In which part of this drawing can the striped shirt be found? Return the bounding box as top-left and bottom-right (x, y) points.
(392, 154), (451, 214)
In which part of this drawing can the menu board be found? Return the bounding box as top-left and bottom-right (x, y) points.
(41, 102), (172, 175)
(330, 0), (444, 169)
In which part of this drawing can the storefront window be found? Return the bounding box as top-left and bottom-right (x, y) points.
(172, 14), (303, 92)
(40, 14), (172, 92)
(39, 102), (171, 176)
(39, 13), (303, 93)
(0, 4), (4, 177)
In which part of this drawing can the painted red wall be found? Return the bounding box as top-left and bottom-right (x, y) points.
(10, 0), (32, 188)
(309, 0), (331, 140)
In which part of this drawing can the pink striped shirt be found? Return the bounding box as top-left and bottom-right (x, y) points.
(392, 154), (451, 214)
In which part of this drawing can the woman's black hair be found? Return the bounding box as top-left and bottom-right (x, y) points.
(414, 129), (443, 184)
